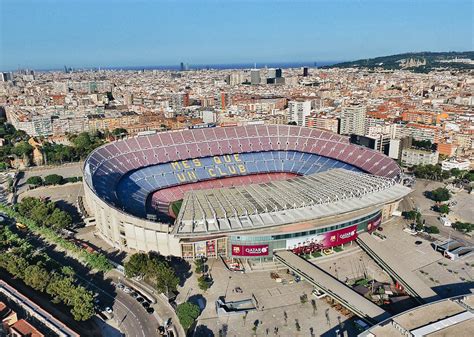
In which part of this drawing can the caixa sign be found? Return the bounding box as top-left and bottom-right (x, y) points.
(232, 244), (269, 257)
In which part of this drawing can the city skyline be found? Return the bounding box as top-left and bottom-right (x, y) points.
(1, 0), (473, 70)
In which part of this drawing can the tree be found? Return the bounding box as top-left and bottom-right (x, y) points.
(23, 264), (50, 292)
(176, 302), (200, 332)
(195, 259), (205, 274)
(450, 168), (462, 178)
(0, 162), (8, 171)
(69, 285), (95, 321)
(112, 128), (128, 139)
(26, 176), (43, 186)
(44, 174), (64, 185)
(404, 210), (419, 220)
(16, 196), (43, 217)
(124, 253), (149, 278)
(465, 171), (474, 182)
(47, 208), (72, 230)
(70, 132), (103, 158)
(155, 263), (179, 294)
(11, 141), (33, 158)
(428, 187), (450, 202)
(412, 139), (433, 150)
(438, 204), (450, 214)
(198, 275), (211, 292)
(413, 164), (443, 181)
(425, 226), (440, 234)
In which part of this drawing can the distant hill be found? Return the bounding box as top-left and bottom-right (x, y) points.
(325, 51), (474, 73)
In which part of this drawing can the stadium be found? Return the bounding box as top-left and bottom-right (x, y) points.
(83, 125), (411, 259)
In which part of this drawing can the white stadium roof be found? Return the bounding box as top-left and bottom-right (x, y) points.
(174, 168), (411, 236)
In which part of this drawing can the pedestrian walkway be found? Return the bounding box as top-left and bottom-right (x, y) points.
(357, 232), (441, 304)
(274, 250), (390, 324)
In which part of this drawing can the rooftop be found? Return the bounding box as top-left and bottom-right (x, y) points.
(175, 168), (410, 236)
(359, 295), (474, 337)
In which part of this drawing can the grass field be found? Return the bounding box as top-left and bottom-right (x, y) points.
(171, 199), (183, 217)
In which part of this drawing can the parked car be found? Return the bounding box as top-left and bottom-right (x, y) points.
(136, 296), (145, 303)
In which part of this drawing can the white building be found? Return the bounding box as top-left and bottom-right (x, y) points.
(441, 159), (471, 171)
(340, 105), (366, 136)
(288, 101), (311, 126)
(401, 148), (439, 167)
(201, 110), (217, 124)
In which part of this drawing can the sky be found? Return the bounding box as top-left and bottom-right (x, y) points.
(0, 0), (472, 70)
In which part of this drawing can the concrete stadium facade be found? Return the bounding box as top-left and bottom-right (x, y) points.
(83, 125), (408, 259)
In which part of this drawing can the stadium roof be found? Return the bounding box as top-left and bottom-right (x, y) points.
(174, 168), (411, 236)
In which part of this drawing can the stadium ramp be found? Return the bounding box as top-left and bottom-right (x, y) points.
(357, 232), (441, 304)
(273, 250), (391, 325)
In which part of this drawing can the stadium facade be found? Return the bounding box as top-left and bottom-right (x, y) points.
(83, 125), (410, 259)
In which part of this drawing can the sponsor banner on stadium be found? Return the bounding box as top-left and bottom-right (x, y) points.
(286, 225), (358, 251)
(206, 240), (215, 255)
(195, 241), (207, 257)
(367, 214), (382, 232)
(231, 244), (269, 257)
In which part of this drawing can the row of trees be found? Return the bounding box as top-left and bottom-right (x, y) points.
(0, 204), (112, 272)
(26, 174), (82, 187)
(403, 210), (439, 233)
(0, 226), (95, 321)
(124, 252), (179, 295)
(16, 197), (72, 231)
(195, 259), (213, 291)
(41, 129), (130, 164)
(452, 222), (473, 234)
(412, 164), (474, 183)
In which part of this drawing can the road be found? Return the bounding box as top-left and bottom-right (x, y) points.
(82, 276), (158, 337)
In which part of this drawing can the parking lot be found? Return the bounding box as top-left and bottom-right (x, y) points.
(370, 217), (473, 298)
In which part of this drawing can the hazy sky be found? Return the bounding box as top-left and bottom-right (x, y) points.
(0, 0), (472, 70)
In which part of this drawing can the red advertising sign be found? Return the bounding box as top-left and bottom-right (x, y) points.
(287, 225), (358, 255)
(232, 244), (269, 257)
(206, 240), (215, 254)
(367, 214), (382, 232)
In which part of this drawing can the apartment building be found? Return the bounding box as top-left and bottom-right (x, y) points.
(401, 148), (439, 167)
(339, 105), (366, 136)
(288, 100), (311, 126)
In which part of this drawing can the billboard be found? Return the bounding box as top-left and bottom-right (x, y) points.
(367, 214), (382, 232)
(231, 244), (269, 257)
(286, 225), (358, 252)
